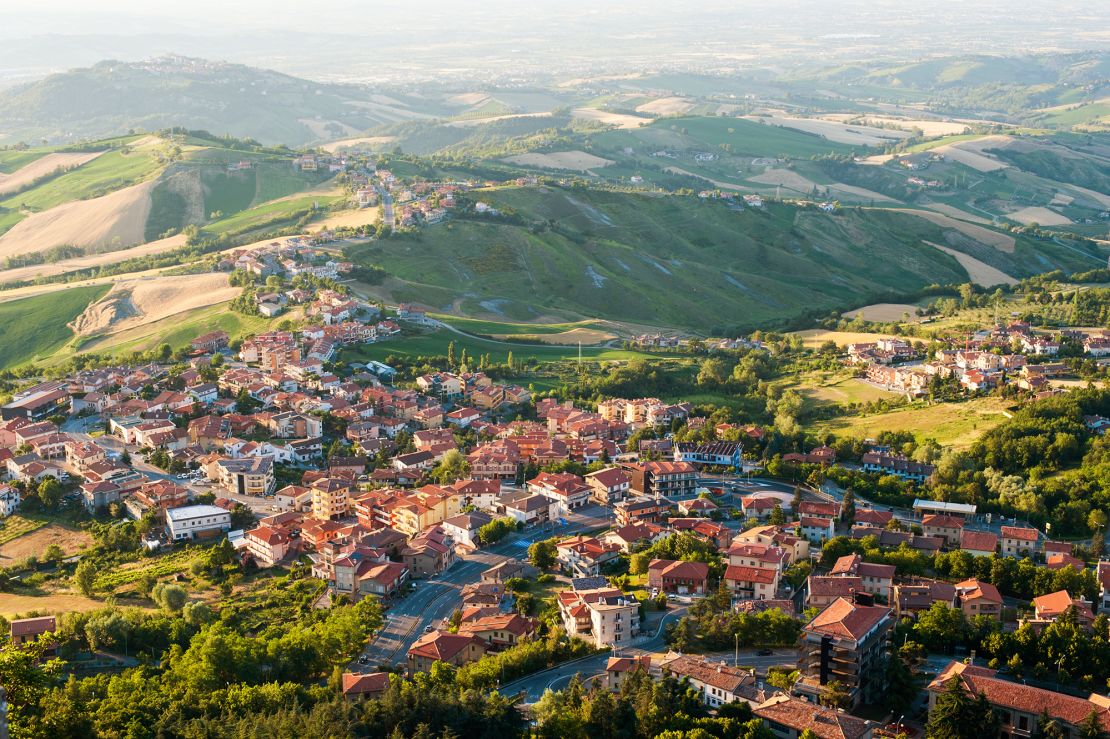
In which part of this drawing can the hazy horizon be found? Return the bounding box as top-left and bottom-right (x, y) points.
(2, 0), (1108, 86)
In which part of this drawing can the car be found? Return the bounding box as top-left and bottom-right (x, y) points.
(756, 649), (773, 656)
(358, 655), (369, 664)
(423, 625), (434, 633)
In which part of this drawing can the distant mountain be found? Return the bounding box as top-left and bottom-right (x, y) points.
(0, 56), (445, 147)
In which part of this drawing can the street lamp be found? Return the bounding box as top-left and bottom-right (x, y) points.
(734, 632), (739, 668)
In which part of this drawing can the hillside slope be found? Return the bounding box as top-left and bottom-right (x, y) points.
(0, 56), (439, 146)
(348, 187), (1099, 333)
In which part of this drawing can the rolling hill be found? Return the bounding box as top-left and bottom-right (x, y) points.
(347, 186), (1100, 334)
(0, 56), (446, 147)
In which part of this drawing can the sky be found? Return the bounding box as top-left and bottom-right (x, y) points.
(2, 0), (1107, 84)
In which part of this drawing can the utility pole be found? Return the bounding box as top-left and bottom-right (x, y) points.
(734, 632), (739, 667)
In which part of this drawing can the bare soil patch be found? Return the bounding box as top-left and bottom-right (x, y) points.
(320, 136), (397, 153)
(0, 592), (107, 619)
(0, 524), (92, 562)
(792, 330), (894, 348)
(745, 116), (909, 146)
(924, 241), (1017, 286)
(571, 108), (651, 129)
(312, 207), (380, 230)
(72, 273), (237, 336)
(1006, 206), (1072, 226)
(636, 97), (695, 116)
(893, 209), (1016, 252)
(0, 152), (102, 196)
(932, 136), (1013, 172)
(0, 234), (187, 283)
(748, 168), (896, 203)
(921, 202), (993, 225)
(0, 180), (155, 260)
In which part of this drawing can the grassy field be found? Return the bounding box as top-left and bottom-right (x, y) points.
(207, 193), (343, 237)
(341, 329), (651, 364)
(0, 148), (51, 173)
(0, 147), (163, 214)
(0, 593), (110, 619)
(656, 115), (860, 158)
(0, 285), (110, 369)
(810, 396), (1013, 448)
(428, 314), (610, 336)
(802, 376), (898, 405)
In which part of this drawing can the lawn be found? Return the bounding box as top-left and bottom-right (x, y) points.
(0, 592), (112, 619)
(802, 376), (897, 406)
(0, 284), (110, 369)
(810, 396), (1014, 448)
(341, 329), (651, 365)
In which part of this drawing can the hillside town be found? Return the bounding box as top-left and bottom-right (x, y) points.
(4, 306), (1110, 739)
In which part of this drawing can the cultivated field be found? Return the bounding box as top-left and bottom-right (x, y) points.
(893, 209), (1016, 252)
(932, 136), (1011, 171)
(0, 152), (102, 196)
(842, 303), (922, 321)
(636, 97), (695, 116)
(319, 136), (397, 153)
(792, 329), (894, 348)
(312, 207), (380, 230)
(924, 241), (1017, 286)
(0, 234), (187, 283)
(571, 108), (652, 129)
(745, 115), (909, 146)
(859, 116), (970, 137)
(747, 168), (896, 203)
(0, 179), (155, 259)
(1006, 206), (1072, 226)
(922, 202), (993, 225)
(499, 327), (618, 345)
(504, 151), (615, 171)
(71, 273), (238, 336)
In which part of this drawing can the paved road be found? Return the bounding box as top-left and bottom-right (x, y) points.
(380, 189), (395, 229)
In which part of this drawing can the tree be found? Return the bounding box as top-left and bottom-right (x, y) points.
(528, 539), (557, 570)
(629, 552), (650, 575)
(1033, 711), (1068, 739)
(151, 582), (188, 613)
(926, 677), (1000, 739)
(769, 504), (786, 526)
(1078, 710), (1109, 739)
(37, 477), (63, 509)
(819, 679), (850, 710)
(841, 489), (856, 524)
(73, 559), (97, 597)
(430, 449), (470, 484)
(477, 517), (516, 546)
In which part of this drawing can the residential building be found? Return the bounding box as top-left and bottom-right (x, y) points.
(954, 579), (1004, 620)
(341, 672), (390, 702)
(647, 559), (710, 595)
(926, 661), (1110, 739)
(166, 504), (232, 541)
(755, 696), (874, 739)
(829, 554), (894, 602)
(1000, 526), (1040, 558)
(605, 655), (652, 691)
(614, 496), (673, 526)
(794, 597), (893, 708)
(557, 587), (640, 647)
(921, 514), (964, 548)
(662, 654), (767, 708)
(213, 456), (275, 496)
(407, 631), (488, 673)
(623, 461), (698, 498)
(585, 467), (631, 505)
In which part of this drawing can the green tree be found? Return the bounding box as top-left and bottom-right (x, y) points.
(770, 503), (786, 526)
(529, 539), (558, 570)
(926, 677), (1000, 739)
(73, 559), (97, 597)
(819, 679), (850, 709)
(629, 552), (650, 576)
(37, 477), (63, 509)
(1078, 710), (1109, 739)
(430, 449), (470, 484)
(151, 582), (188, 613)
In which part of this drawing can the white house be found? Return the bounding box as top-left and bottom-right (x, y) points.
(166, 505), (233, 541)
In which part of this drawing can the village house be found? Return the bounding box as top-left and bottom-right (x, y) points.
(647, 559), (710, 595)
